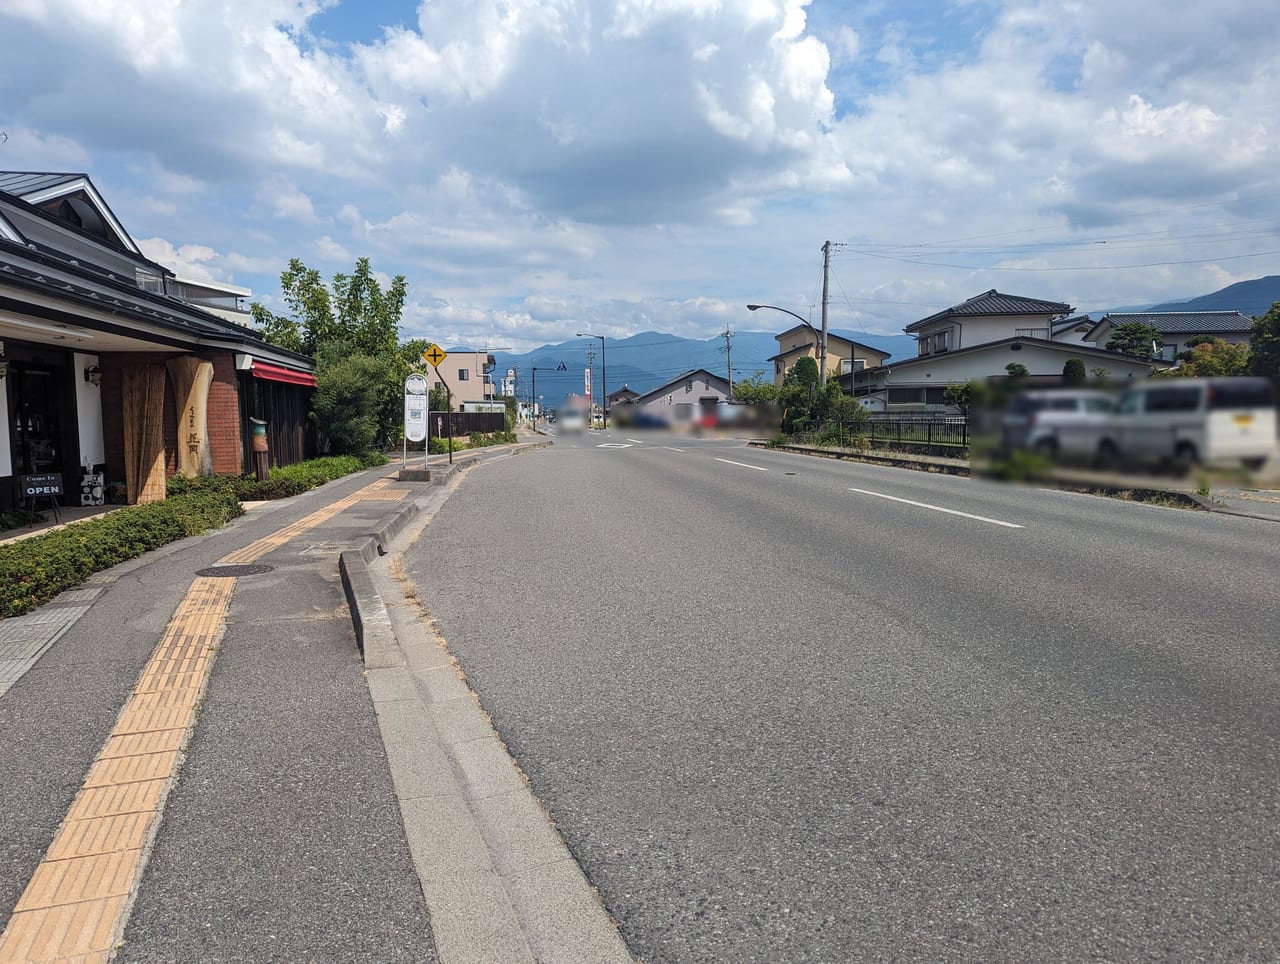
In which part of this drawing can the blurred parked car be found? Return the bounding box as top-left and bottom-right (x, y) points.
(1093, 377), (1277, 473)
(1000, 388), (1116, 461)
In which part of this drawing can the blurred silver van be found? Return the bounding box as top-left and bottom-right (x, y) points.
(1094, 377), (1276, 472)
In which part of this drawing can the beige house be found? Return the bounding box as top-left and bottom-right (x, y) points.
(428, 350), (497, 404)
(769, 325), (892, 386)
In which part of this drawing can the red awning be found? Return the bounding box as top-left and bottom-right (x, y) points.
(251, 361), (317, 386)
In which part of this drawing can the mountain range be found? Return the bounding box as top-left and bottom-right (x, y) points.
(464, 276), (1279, 404)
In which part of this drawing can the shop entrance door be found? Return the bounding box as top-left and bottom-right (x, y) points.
(10, 364), (63, 477)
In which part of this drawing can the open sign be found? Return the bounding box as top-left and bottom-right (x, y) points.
(21, 472), (64, 497)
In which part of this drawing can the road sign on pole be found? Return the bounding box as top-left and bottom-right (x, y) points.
(423, 343), (447, 367)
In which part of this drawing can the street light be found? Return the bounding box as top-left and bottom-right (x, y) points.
(576, 332), (606, 427)
(747, 303), (827, 385)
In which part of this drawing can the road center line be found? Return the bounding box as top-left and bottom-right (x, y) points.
(848, 487), (1023, 528)
(715, 457), (768, 472)
(661, 446), (685, 452)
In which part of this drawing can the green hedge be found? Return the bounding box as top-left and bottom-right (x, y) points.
(0, 490), (243, 619)
(167, 451), (387, 501)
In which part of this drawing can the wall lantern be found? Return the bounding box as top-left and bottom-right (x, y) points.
(84, 364), (102, 386)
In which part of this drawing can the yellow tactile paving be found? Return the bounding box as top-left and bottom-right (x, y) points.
(46, 813), (153, 861)
(66, 781), (169, 821)
(0, 473), (403, 963)
(83, 751), (180, 789)
(2, 895), (126, 961)
(15, 851), (138, 911)
(98, 729), (186, 760)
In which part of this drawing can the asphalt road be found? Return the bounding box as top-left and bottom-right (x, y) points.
(400, 429), (1280, 962)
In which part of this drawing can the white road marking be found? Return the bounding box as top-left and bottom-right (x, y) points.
(598, 443), (634, 449)
(716, 457), (768, 472)
(848, 487), (1024, 528)
(661, 446), (685, 452)
(626, 438), (646, 444)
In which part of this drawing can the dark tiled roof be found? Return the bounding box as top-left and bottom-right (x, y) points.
(1052, 314), (1093, 331)
(1100, 311), (1253, 334)
(0, 172), (86, 198)
(905, 290), (1073, 331)
(634, 369), (731, 404)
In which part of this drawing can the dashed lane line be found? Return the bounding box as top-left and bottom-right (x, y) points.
(848, 487), (1024, 528)
(715, 457), (768, 472)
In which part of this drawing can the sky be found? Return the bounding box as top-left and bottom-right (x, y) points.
(2, 0), (1279, 352)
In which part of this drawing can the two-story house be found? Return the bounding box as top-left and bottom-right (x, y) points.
(769, 324), (892, 386)
(840, 290), (1167, 411)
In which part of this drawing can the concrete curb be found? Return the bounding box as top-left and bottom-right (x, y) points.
(751, 440), (1280, 521)
(340, 443), (633, 963)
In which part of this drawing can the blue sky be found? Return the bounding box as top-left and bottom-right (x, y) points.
(2, 0), (1278, 351)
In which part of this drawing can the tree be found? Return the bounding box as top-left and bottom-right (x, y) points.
(779, 357), (821, 431)
(1250, 301), (1280, 385)
(1005, 362), (1030, 378)
(1170, 339), (1250, 377)
(1177, 334), (1219, 358)
(311, 355), (384, 454)
(1105, 321), (1162, 359)
(943, 382), (975, 415)
(252, 257), (408, 451)
(1062, 358), (1086, 384)
(731, 371), (780, 405)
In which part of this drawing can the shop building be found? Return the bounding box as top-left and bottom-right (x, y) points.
(0, 171), (315, 510)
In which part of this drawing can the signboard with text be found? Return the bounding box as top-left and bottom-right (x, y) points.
(404, 373), (428, 443)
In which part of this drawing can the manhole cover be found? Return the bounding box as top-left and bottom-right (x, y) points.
(195, 564), (274, 577)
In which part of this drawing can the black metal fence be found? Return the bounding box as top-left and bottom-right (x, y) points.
(792, 414), (968, 450)
(430, 411), (506, 437)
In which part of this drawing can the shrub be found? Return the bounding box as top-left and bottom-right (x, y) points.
(166, 451), (386, 501)
(0, 490), (243, 619)
(428, 437), (465, 454)
(0, 507), (48, 535)
(765, 433), (790, 448)
(467, 430), (517, 448)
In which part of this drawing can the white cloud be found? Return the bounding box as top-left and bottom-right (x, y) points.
(257, 178), (322, 223)
(2, 0), (1277, 352)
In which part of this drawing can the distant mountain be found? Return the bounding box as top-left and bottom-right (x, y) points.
(1144, 275), (1280, 317)
(490, 329), (918, 405)
(1095, 275), (1280, 317)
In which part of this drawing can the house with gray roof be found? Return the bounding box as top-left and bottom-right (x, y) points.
(627, 369), (732, 425)
(1, 171), (316, 509)
(842, 290), (1168, 412)
(1085, 311), (1254, 362)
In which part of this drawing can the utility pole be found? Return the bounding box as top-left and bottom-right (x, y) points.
(820, 240), (831, 385)
(723, 327), (733, 398)
(585, 344), (596, 424)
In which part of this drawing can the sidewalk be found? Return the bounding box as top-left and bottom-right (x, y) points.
(0, 438), (630, 963)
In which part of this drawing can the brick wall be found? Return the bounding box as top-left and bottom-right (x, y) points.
(207, 351), (243, 475)
(97, 349), (245, 495)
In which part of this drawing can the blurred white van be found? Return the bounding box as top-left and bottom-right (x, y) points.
(558, 408), (586, 433)
(1094, 377), (1276, 472)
